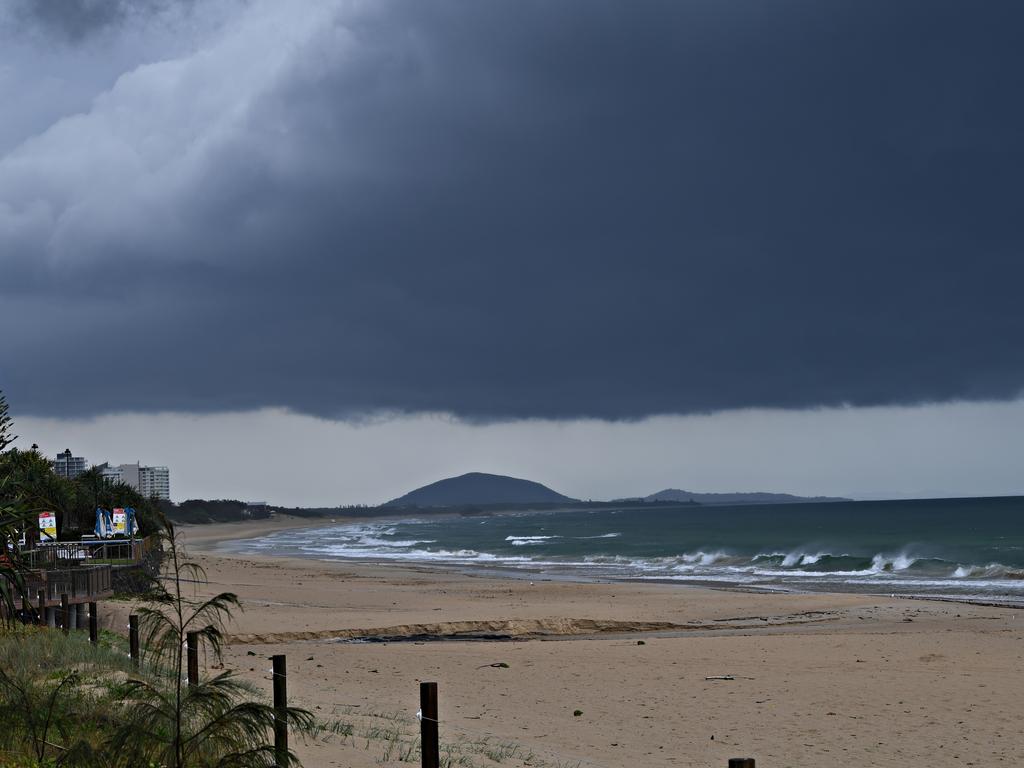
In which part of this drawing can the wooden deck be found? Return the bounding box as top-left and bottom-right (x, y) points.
(17, 564), (114, 607)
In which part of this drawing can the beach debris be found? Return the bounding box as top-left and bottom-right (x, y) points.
(705, 675), (736, 681)
(477, 662), (510, 669)
(637, 640), (646, 645)
(573, 710), (583, 717)
(246, 650), (256, 656)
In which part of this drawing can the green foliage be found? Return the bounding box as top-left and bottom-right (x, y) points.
(0, 627), (132, 766)
(0, 393), (30, 629)
(0, 389), (161, 540)
(0, 394), (312, 765)
(157, 500), (258, 525)
(0, 392), (15, 453)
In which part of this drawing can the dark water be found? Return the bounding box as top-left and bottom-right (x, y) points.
(230, 496), (1024, 605)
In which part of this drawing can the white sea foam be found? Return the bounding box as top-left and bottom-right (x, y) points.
(505, 535), (560, 546)
(231, 519), (1024, 604)
(678, 551), (730, 566)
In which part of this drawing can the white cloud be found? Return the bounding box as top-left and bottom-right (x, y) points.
(0, 0), (343, 268)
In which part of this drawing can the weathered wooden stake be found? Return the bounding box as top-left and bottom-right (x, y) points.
(89, 602), (98, 645)
(37, 589), (46, 626)
(272, 654), (288, 767)
(129, 614), (140, 669)
(60, 593), (70, 634)
(420, 681), (439, 768)
(21, 594), (30, 625)
(728, 759), (756, 768)
(186, 631), (199, 688)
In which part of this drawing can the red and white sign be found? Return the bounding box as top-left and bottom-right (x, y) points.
(38, 511), (57, 541)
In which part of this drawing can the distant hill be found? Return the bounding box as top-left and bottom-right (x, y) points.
(634, 489), (850, 505)
(387, 472), (578, 507)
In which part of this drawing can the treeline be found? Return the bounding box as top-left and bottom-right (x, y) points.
(165, 498), (703, 525)
(0, 452), (161, 539)
(158, 498), (267, 524)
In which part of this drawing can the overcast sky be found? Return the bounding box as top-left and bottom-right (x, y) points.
(3, 1), (1024, 504)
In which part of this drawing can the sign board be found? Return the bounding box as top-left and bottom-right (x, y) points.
(112, 508), (127, 536)
(38, 512), (57, 542)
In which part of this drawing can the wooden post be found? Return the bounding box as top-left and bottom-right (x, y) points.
(129, 614), (140, 670)
(272, 654), (288, 767)
(37, 589), (46, 626)
(21, 594), (30, 625)
(186, 631), (199, 688)
(420, 681), (439, 768)
(60, 593), (70, 634)
(89, 602), (99, 644)
(728, 759), (755, 768)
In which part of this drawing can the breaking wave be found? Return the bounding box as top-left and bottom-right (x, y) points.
(506, 535), (560, 546)
(227, 513), (1024, 604)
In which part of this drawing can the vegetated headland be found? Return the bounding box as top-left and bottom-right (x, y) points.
(161, 470), (848, 525)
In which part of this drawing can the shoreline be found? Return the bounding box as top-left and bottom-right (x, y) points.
(184, 515), (1024, 610)
(163, 515), (1024, 767)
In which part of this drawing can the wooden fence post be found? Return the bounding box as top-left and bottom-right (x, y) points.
(728, 759), (755, 768)
(89, 602), (98, 645)
(186, 631), (199, 688)
(129, 614), (140, 670)
(60, 593), (70, 634)
(37, 589), (46, 626)
(273, 654), (288, 767)
(420, 681), (439, 768)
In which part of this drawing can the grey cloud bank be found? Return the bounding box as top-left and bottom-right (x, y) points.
(2, 0), (1023, 421)
(16, 401), (1024, 506)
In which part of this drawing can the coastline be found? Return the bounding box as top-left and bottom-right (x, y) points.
(161, 516), (1024, 766)
(186, 514), (1024, 610)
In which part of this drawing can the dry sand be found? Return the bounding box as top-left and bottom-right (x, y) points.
(124, 516), (1024, 767)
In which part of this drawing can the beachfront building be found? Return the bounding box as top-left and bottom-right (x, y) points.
(52, 449), (88, 479)
(100, 462), (171, 500)
(100, 462), (139, 488)
(139, 465), (171, 500)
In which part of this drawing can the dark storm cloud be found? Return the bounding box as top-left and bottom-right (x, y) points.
(7, 0), (183, 40)
(2, 0), (1023, 420)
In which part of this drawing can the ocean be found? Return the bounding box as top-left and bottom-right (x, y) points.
(229, 496), (1024, 605)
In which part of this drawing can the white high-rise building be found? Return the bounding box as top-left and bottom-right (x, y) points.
(139, 466), (171, 500)
(100, 462), (171, 501)
(53, 449), (88, 479)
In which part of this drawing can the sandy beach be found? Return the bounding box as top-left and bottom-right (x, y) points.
(143, 517), (1024, 767)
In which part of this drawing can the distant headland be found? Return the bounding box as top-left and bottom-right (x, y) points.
(160, 472), (851, 524)
(385, 472), (577, 507)
(617, 488), (851, 505)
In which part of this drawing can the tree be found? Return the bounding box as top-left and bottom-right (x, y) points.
(0, 391), (31, 628)
(0, 391), (14, 453)
(109, 516), (313, 767)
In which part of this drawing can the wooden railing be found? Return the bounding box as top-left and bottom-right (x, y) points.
(15, 565), (113, 606)
(23, 537), (155, 569)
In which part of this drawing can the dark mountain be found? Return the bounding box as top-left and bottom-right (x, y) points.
(638, 489), (850, 505)
(386, 472), (578, 507)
